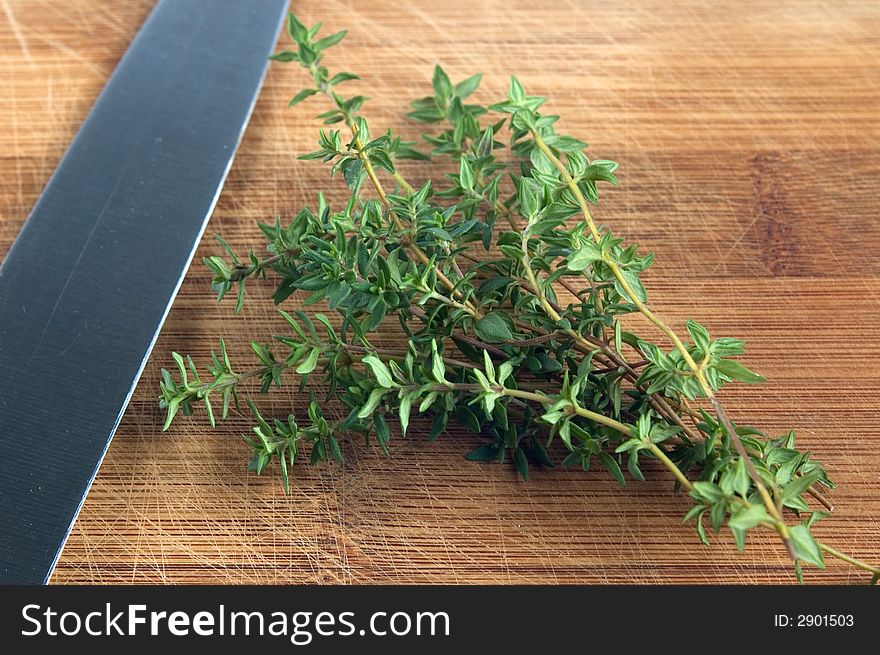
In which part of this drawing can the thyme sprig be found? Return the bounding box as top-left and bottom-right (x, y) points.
(160, 13), (879, 583)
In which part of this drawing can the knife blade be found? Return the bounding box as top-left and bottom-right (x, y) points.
(0, 0), (288, 584)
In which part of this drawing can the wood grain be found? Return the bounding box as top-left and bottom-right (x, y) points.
(1, 0), (879, 584)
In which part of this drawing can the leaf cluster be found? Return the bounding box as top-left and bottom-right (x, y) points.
(157, 12), (879, 583)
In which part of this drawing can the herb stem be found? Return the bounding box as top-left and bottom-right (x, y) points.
(498, 388), (873, 572)
(351, 122), (481, 317)
(502, 387), (692, 490)
(517, 225), (701, 444)
(501, 388), (631, 434)
(450, 332), (508, 358)
(816, 541), (880, 576)
(176, 22), (872, 581)
(643, 441), (694, 491)
(530, 129), (794, 559)
(308, 63), (478, 318)
(392, 171), (414, 193)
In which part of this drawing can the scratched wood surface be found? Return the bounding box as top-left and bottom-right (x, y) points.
(1, 0), (879, 584)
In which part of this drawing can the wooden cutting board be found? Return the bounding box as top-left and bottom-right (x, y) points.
(1, 0), (878, 584)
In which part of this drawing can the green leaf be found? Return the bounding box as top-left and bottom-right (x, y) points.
(342, 158), (364, 190)
(432, 65), (452, 100)
(249, 451), (269, 476)
(599, 452), (625, 487)
(204, 395), (215, 428)
(627, 451), (645, 481)
(714, 360), (766, 384)
(482, 350), (496, 384)
(695, 509), (710, 545)
(357, 388), (386, 419)
(399, 394), (413, 435)
(686, 320), (711, 354)
(614, 439), (643, 454)
(162, 397), (180, 431)
(407, 107), (445, 123)
(270, 51), (298, 62)
(509, 76), (526, 103)
(566, 242), (602, 271)
(728, 504), (771, 531)
(455, 405), (481, 433)
(374, 413), (391, 455)
(710, 500), (727, 531)
(614, 269), (647, 303)
(430, 340), (447, 384)
(474, 312), (513, 343)
(732, 456), (750, 497)
(518, 178), (540, 219)
(514, 447), (529, 480)
(530, 437), (554, 468)
(172, 351), (188, 384)
(465, 444), (499, 462)
(782, 471), (822, 504)
(295, 348), (320, 375)
(289, 88), (318, 107)
(329, 72), (360, 85)
(314, 30), (347, 51)
(682, 505), (704, 524)
(459, 157), (475, 192)
(362, 354), (394, 388)
(691, 482), (725, 504)
(286, 13), (308, 42)
(806, 510), (829, 529)
(554, 136), (587, 153)
(454, 73), (483, 99)
(395, 145), (430, 161)
(429, 412), (448, 442)
(789, 524), (826, 569)
(279, 448), (290, 494)
(328, 434), (344, 462)
(731, 527), (747, 552)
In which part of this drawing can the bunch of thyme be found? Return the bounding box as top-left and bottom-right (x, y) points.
(159, 13), (879, 583)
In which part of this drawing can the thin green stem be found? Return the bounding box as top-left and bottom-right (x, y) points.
(501, 388), (631, 434)
(519, 226), (600, 354)
(307, 64), (479, 317)
(392, 171), (414, 193)
(502, 387), (691, 491)
(643, 441), (693, 491)
(350, 123), (481, 317)
(517, 220), (699, 442)
(817, 541), (880, 576)
(529, 129), (793, 558)
(473, 383), (878, 575)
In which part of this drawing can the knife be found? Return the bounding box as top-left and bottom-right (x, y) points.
(0, 0), (288, 584)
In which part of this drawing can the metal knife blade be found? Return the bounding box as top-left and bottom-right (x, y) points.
(0, 0), (288, 583)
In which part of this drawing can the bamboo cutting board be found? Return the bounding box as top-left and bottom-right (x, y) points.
(1, 0), (879, 584)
